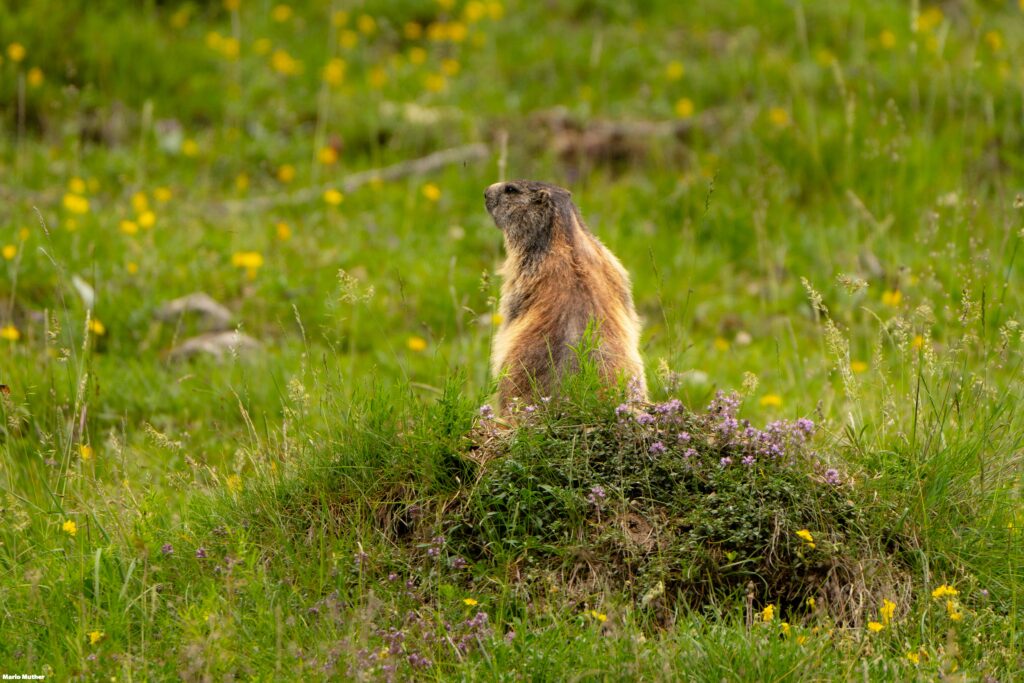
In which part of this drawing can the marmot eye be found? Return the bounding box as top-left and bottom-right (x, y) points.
(504, 185), (520, 195)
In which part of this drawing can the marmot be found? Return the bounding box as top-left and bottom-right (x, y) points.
(484, 180), (646, 410)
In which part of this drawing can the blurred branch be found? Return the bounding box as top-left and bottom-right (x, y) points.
(221, 143), (490, 213)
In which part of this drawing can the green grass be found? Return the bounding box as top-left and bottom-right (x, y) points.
(1, 0), (1023, 679)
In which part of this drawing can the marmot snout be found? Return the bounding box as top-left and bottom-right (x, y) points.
(485, 180), (646, 411)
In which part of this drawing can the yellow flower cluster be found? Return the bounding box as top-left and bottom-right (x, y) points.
(205, 31), (240, 60)
(231, 251), (264, 279)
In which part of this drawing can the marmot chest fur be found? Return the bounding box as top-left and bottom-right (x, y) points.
(484, 180), (646, 410)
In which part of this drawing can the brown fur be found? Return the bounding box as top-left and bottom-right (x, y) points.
(484, 180), (646, 411)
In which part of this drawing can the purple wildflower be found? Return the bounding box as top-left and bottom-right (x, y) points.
(587, 485), (607, 505)
(505, 630), (516, 642)
(524, 404), (537, 414)
(478, 404), (494, 420)
(824, 468), (840, 485)
(161, 543), (173, 555)
(635, 412), (655, 426)
(677, 431), (691, 442)
(720, 457), (733, 467)
(742, 455), (755, 466)
(450, 557), (467, 569)
(195, 547), (207, 559)
(649, 441), (667, 455)
(683, 448), (698, 459)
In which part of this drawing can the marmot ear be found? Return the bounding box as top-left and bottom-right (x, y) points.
(532, 187), (551, 204)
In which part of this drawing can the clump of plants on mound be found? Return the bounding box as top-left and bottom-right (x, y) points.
(446, 388), (908, 622)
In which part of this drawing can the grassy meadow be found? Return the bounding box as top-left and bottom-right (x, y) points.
(1, 0), (1023, 679)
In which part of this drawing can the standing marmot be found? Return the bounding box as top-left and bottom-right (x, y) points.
(484, 180), (646, 411)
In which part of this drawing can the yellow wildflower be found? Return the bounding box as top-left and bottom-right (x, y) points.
(404, 22), (423, 39)
(880, 599), (896, 625)
(231, 251), (264, 279)
(339, 30), (358, 49)
(276, 222), (292, 241)
(850, 360), (868, 373)
(132, 191), (149, 213)
(464, 1), (486, 23)
(323, 189), (344, 206)
(323, 58), (346, 87)
(271, 4), (292, 22)
(674, 97), (695, 119)
(137, 211), (156, 229)
(171, 6), (192, 28)
(441, 58), (461, 76)
(946, 599), (962, 621)
(67, 177), (87, 194)
(463, 597), (478, 606)
(357, 14), (376, 34)
(318, 146), (339, 165)
(88, 319), (106, 336)
(19, 228), (30, 241)
(2, 244), (16, 260)
(807, 596), (816, 609)
(127, 262), (139, 275)
(27, 67), (44, 87)
(796, 529), (814, 544)
(446, 21), (467, 41)
(911, 334), (924, 349)
(0, 325), (20, 341)
(407, 336), (428, 352)
(984, 30), (1003, 52)
(424, 73), (446, 92)
(665, 60), (685, 80)
(332, 10), (349, 26)
(80, 444), (94, 461)
(867, 621), (884, 633)
(119, 220), (139, 236)
(491, 313), (504, 326)
(931, 584), (958, 599)
(182, 139), (200, 157)
(906, 651), (920, 665)
(761, 604), (775, 622)
(226, 474), (242, 492)
(63, 193), (90, 215)
(270, 49), (302, 76)
(153, 186), (173, 202)
(63, 520), (77, 537)
(796, 635), (808, 645)
(6, 43), (25, 63)
(277, 164), (296, 183)
(881, 289), (902, 307)
(759, 394), (782, 408)
(422, 183), (442, 202)
(219, 37), (240, 60)
(409, 47), (427, 65)
(369, 66), (388, 88)
(915, 7), (944, 33)
(88, 630), (104, 645)
(880, 29), (897, 49)
(713, 336), (729, 351)
(768, 107), (790, 128)
(780, 622), (791, 637)
(223, 0), (240, 10)
(588, 610), (608, 623)
(488, 1), (505, 20)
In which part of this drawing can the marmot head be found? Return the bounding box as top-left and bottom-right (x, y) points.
(484, 180), (576, 254)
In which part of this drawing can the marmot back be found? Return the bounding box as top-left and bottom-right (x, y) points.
(484, 180), (646, 411)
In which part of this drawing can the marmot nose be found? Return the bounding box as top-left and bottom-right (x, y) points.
(484, 182), (503, 201)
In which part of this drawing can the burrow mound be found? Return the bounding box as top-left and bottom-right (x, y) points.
(443, 392), (910, 623)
